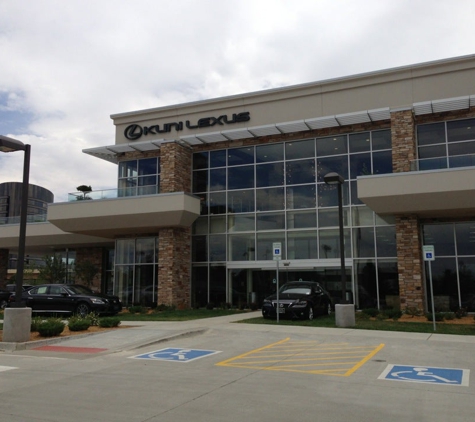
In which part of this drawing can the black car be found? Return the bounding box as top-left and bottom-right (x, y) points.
(262, 281), (333, 320)
(0, 289), (11, 309)
(9, 284), (122, 317)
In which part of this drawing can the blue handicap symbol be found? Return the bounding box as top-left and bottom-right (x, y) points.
(380, 365), (469, 386)
(132, 348), (221, 362)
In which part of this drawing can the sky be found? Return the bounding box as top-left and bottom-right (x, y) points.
(0, 0), (474, 202)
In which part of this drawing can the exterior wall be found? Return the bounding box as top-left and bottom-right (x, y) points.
(160, 142), (192, 193)
(0, 249), (8, 287)
(391, 110), (416, 173)
(75, 247), (104, 291)
(158, 228), (191, 308)
(0, 182), (54, 218)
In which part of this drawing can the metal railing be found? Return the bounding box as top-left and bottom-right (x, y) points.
(67, 186), (159, 202)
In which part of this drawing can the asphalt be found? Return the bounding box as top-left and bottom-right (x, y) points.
(2, 311), (475, 353)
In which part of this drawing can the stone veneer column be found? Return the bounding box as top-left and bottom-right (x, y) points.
(0, 249), (8, 287)
(391, 109), (424, 310)
(158, 142), (192, 308)
(158, 228), (191, 308)
(75, 247), (104, 291)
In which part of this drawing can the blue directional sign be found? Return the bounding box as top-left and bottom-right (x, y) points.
(131, 348), (221, 363)
(379, 364), (469, 386)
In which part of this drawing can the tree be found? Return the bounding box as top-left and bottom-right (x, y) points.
(38, 255), (67, 283)
(76, 185), (92, 200)
(74, 260), (100, 287)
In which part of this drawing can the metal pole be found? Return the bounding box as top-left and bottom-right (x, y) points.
(276, 258), (280, 323)
(13, 144), (30, 307)
(337, 182), (347, 304)
(428, 261), (436, 331)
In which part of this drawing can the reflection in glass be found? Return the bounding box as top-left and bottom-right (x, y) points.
(228, 190), (255, 213)
(287, 231), (318, 259)
(228, 146), (254, 166)
(317, 135), (347, 156)
(256, 162), (284, 187)
(256, 143), (284, 162)
(287, 210), (316, 229)
(257, 212), (285, 231)
(228, 214), (255, 232)
(286, 185), (316, 209)
(285, 139), (315, 160)
(257, 233), (285, 260)
(256, 187), (284, 211)
(286, 159), (315, 185)
(228, 165), (254, 190)
(228, 234), (255, 261)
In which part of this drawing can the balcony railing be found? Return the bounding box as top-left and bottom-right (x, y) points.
(410, 153), (475, 171)
(0, 214), (48, 225)
(68, 186), (159, 202)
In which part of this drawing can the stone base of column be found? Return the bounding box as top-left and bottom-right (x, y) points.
(2, 307), (32, 343)
(335, 304), (356, 328)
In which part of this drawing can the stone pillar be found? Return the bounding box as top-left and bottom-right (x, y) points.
(391, 109), (416, 172)
(395, 215), (425, 311)
(75, 247), (104, 291)
(0, 249), (8, 287)
(158, 228), (191, 308)
(160, 142), (192, 193)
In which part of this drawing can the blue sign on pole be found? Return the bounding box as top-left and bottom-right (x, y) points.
(131, 348), (221, 363)
(379, 364), (469, 386)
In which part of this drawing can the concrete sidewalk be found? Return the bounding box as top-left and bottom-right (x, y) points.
(2, 311), (475, 352)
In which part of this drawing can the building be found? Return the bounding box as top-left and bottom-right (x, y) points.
(2, 54), (475, 312)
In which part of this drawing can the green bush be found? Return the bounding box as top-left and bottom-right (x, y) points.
(426, 312), (445, 322)
(85, 312), (100, 326)
(154, 303), (176, 312)
(68, 316), (91, 331)
(355, 311), (371, 320)
(37, 319), (66, 337)
(128, 305), (147, 314)
(362, 308), (380, 318)
(444, 312), (456, 320)
(455, 308), (468, 318)
(385, 309), (403, 321)
(31, 316), (45, 332)
(98, 316), (121, 328)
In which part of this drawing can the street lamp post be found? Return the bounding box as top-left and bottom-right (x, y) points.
(0, 135), (32, 342)
(324, 172), (355, 327)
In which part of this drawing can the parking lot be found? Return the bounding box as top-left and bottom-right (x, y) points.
(0, 313), (474, 421)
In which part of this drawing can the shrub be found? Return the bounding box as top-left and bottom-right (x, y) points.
(37, 319), (66, 337)
(385, 309), (402, 321)
(98, 316), (121, 328)
(154, 303), (175, 312)
(362, 308), (379, 318)
(128, 305), (147, 314)
(68, 316), (91, 331)
(206, 302), (215, 310)
(31, 316), (45, 332)
(86, 312), (100, 326)
(455, 308), (468, 319)
(444, 312), (455, 320)
(355, 311), (371, 320)
(249, 302), (259, 311)
(426, 312), (444, 322)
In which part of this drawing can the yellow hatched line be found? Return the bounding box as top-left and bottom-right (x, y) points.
(216, 339), (385, 376)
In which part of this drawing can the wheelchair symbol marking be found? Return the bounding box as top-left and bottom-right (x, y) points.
(379, 364), (469, 386)
(131, 348), (221, 362)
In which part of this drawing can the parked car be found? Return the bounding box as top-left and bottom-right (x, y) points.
(0, 289), (11, 309)
(9, 284), (122, 317)
(6, 283), (34, 292)
(261, 281), (333, 320)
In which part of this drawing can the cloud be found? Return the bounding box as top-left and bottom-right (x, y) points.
(0, 0), (474, 201)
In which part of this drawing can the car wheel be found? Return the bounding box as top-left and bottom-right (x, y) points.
(0, 300), (7, 310)
(326, 302), (332, 316)
(76, 302), (91, 318)
(307, 306), (314, 320)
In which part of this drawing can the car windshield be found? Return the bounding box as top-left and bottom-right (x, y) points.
(280, 286), (311, 295)
(64, 285), (94, 295)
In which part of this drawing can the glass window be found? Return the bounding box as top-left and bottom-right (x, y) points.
(353, 227), (375, 257)
(193, 152), (208, 170)
(228, 147), (254, 166)
(425, 257), (458, 311)
(372, 130), (391, 150)
(285, 139), (315, 160)
(349, 132), (370, 153)
(209, 235), (226, 261)
(115, 239), (135, 264)
(257, 233), (286, 260)
(372, 150), (392, 175)
(287, 210), (317, 229)
(350, 153), (371, 179)
(317, 155), (348, 182)
(138, 158), (157, 175)
(228, 190), (254, 213)
(418, 144), (447, 159)
(135, 238), (155, 263)
(210, 216), (226, 233)
(228, 165), (254, 190)
(317, 135), (347, 156)
(210, 150), (226, 167)
(350, 181), (362, 205)
(287, 231), (318, 259)
(209, 265), (226, 305)
(257, 212), (285, 231)
(355, 260), (377, 309)
(256, 162), (284, 187)
(351, 206), (374, 226)
(209, 192), (226, 214)
(317, 183), (349, 207)
(210, 168), (226, 191)
(228, 233), (255, 261)
(192, 266), (208, 308)
(286, 159), (315, 185)
(447, 118), (475, 142)
(455, 223), (475, 255)
(318, 208), (339, 227)
(119, 160), (137, 178)
(193, 217), (208, 235)
(256, 143), (283, 163)
(192, 170), (208, 193)
(192, 236), (207, 262)
(458, 256), (475, 311)
(256, 187), (284, 211)
(286, 185), (316, 209)
(228, 214), (255, 232)
(423, 224), (455, 256)
(319, 228), (351, 259)
(376, 226), (396, 257)
(448, 140), (475, 156)
(417, 123), (445, 146)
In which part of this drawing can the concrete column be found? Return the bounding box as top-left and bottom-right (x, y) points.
(2, 307), (32, 343)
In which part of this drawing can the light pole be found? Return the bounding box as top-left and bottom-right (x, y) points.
(324, 172), (354, 327)
(0, 135), (32, 342)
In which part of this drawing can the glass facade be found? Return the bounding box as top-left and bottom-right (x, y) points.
(191, 130), (397, 308)
(422, 222), (475, 312)
(118, 157), (161, 196)
(114, 237), (158, 306)
(417, 117), (475, 170)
